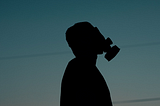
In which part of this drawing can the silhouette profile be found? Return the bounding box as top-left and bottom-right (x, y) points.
(60, 22), (114, 106)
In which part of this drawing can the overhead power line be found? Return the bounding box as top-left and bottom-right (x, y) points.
(120, 41), (160, 48)
(0, 51), (71, 60)
(0, 41), (160, 60)
(113, 97), (160, 104)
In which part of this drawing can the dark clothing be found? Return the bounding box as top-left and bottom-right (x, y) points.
(60, 57), (113, 106)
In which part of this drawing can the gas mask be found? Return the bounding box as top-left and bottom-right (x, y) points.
(103, 37), (120, 61)
(94, 27), (120, 61)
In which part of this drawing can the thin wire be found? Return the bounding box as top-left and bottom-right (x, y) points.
(120, 41), (160, 48)
(0, 41), (160, 60)
(0, 51), (71, 60)
(113, 97), (160, 104)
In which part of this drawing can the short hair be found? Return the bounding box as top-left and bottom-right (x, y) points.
(65, 22), (105, 54)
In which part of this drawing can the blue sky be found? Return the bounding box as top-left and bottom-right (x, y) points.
(0, 0), (160, 106)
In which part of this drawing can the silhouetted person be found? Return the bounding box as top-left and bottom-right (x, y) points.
(60, 22), (113, 106)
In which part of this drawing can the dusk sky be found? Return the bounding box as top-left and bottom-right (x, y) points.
(0, 0), (160, 106)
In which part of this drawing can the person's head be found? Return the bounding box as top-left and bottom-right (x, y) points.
(66, 22), (105, 57)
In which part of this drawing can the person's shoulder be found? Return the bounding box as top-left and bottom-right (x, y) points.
(64, 58), (82, 79)
(65, 57), (84, 73)
(67, 58), (77, 66)
(68, 57), (84, 65)
(65, 58), (77, 71)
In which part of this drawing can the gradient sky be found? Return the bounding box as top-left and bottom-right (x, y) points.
(0, 0), (160, 106)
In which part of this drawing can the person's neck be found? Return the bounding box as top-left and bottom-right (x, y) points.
(75, 54), (97, 65)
